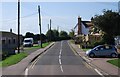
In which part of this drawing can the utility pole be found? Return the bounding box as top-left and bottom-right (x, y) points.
(50, 19), (51, 30)
(17, 0), (20, 54)
(57, 26), (59, 32)
(118, 1), (120, 15)
(38, 5), (42, 48)
(50, 19), (51, 42)
(48, 24), (49, 31)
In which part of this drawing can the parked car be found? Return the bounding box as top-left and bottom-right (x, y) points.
(86, 45), (118, 58)
(23, 38), (34, 47)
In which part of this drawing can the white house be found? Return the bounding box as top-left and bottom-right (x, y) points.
(74, 16), (93, 36)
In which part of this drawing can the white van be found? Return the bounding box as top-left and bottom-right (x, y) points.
(23, 38), (33, 47)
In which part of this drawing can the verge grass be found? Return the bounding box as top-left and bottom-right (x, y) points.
(0, 42), (51, 67)
(0, 52), (28, 67)
(107, 59), (120, 68)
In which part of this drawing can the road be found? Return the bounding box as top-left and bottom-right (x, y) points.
(26, 40), (101, 76)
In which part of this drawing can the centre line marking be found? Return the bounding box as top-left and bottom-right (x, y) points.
(59, 59), (62, 64)
(59, 55), (61, 59)
(60, 50), (62, 55)
(60, 65), (64, 72)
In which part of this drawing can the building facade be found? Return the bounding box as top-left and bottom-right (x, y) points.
(0, 30), (23, 59)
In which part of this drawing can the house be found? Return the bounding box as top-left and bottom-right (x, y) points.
(74, 16), (93, 36)
(0, 29), (23, 59)
(74, 16), (102, 45)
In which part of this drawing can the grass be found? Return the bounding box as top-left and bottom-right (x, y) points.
(0, 42), (51, 67)
(0, 52), (28, 67)
(24, 42), (51, 50)
(82, 48), (91, 52)
(107, 59), (120, 68)
(70, 40), (74, 44)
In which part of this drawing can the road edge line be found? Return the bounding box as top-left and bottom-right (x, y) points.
(68, 40), (109, 76)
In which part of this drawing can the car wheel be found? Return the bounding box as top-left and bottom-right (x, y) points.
(111, 53), (117, 58)
(89, 53), (95, 58)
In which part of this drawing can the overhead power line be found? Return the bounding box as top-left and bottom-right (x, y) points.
(1, 12), (38, 22)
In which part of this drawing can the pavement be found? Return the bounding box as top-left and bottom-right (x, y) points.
(2, 42), (55, 75)
(69, 41), (120, 76)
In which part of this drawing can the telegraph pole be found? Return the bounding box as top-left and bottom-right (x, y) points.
(50, 19), (51, 30)
(38, 5), (42, 48)
(50, 19), (52, 41)
(118, 1), (120, 15)
(18, 0), (20, 53)
(48, 24), (49, 31)
(57, 26), (59, 32)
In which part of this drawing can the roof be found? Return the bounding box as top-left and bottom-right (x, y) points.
(74, 21), (93, 29)
(81, 21), (93, 28)
(0, 31), (23, 38)
(0, 31), (17, 37)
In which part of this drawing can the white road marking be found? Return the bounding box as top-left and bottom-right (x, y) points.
(59, 55), (61, 59)
(94, 69), (103, 76)
(59, 58), (62, 64)
(82, 56), (91, 62)
(60, 50), (62, 55)
(58, 41), (64, 73)
(60, 65), (64, 72)
(25, 68), (28, 76)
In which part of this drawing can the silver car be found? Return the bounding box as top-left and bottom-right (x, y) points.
(86, 45), (118, 58)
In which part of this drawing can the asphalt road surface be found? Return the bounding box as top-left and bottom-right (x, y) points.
(26, 40), (101, 77)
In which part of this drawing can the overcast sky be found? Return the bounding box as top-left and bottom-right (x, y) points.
(0, 0), (119, 35)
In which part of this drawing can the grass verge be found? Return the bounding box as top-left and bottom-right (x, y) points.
(107, 59), (120, 68)
(0, 42), (51, 67)
(0, 52), (28, 67)
(70, 40), (74, 44)
(82, 48), (91, 52)
(24, 42), (51, 50)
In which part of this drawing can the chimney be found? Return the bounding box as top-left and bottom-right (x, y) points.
(10, 28), (12, 33)
(78, 16), (82, 35)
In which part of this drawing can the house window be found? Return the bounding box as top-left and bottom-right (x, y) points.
(13, 39), (16, 44)
(2, 40), (6, 44)
(8, 39), (11, 44)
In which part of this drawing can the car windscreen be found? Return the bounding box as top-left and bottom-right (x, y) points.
(24, 40), (31, 42)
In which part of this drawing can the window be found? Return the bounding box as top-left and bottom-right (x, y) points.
(13, 39), (16, 44)
(2, 40), (6, 44)
(8, 39), (11, 44)
(105, 46), (112, 49)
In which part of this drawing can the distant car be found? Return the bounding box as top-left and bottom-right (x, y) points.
(86, 45), (118, 58)
(23, 38), (34, 47)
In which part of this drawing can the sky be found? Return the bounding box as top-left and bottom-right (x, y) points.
(0, 0), (119, 36)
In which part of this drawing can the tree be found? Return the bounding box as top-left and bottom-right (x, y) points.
(34, 34), (47, 43)
(93, 10), (120, 36)
(53, 29), (60, 41)
(25, 32), (34, 38)
(92, 10), (120, 44)
(69, 29), (75, 38)
(53, 29), (59, 37)
(60, 31), (70, 40)
(46, 30), (55, 41)
(40, 34), (47, 42)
